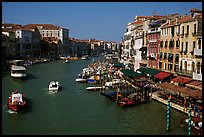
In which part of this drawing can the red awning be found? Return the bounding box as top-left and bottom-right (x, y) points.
(186, 80), (202, 90)
(171, 76), (192, 84)
(154, 71), (171, 80)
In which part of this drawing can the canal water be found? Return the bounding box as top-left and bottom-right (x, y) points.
(2, 55), (188, 135)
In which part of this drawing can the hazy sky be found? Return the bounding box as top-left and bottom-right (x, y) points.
(2, 2), (202, 43)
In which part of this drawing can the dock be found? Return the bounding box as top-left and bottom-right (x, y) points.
(151, 92), (202, 118)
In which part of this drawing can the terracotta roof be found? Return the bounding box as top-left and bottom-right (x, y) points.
(190, 8), (202, 13)
(129, 20), (143, 26)
(157, 82), (202, 98)
(23, 24), (60, 30)
(2, 23), (22, 31)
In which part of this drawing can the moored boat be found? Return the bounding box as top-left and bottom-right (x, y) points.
(86, 86), (105, 91)
(48, 80), (60, 92)
(180, 116), (202, 135)
(81, 55), (89, 60)
(7, 90), (27, 113)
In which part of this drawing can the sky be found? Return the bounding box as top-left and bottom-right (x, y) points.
(2, 2), (202, 43)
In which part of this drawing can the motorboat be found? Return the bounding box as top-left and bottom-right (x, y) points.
(7, 90), (27, 113)
(10, 66), (27, 78)
(105, 79), (122, 87)
(81, 55), (89, 60)
(48, 80), (60, 92)
(86, 86), (105, 91)
(64, 59), (70, 63)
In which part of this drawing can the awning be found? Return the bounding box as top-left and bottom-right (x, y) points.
(139, 47), (147, 51)
(171, 76), (192, 84)
(113, 63), (124, 68)
(168, 53), (173, 58)
(186, 80), (202, 90)
(120, 69), (146, 78)
(160, 52), (162, 58)
(175, 54), (179, 58)
(137, 67), (161, 77)
(154, 71), (172, 80)
(164, 53), (167, 58)
(157, 83), (202, 98)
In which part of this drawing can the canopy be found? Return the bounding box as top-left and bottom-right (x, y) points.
(186, 80), (202, 90)
(137, 67), (161, 77)
(157, 83), (202, 98)
(154, 71), (172, 80)
(171, 76), (192, 84)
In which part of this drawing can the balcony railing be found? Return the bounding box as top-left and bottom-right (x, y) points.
(185, 33), (189, 37)
(194, 48), (202, 56)
(149, 39), (157, 43)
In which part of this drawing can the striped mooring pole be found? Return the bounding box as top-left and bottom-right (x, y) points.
(198, 107), (200, 118)
(166, 101), (171, 131)
(188, 109), (192, 135)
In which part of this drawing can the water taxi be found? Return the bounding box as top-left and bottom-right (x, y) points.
(7, 90), (27, 113)
(10, 66), (27, 78)
(48, 80), (60, 92)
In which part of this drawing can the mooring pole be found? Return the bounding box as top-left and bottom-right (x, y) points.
(166, 100), (171, 131)
(188, 109), (192, 135)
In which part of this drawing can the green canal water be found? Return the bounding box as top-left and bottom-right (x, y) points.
(2, 56), (188, 135)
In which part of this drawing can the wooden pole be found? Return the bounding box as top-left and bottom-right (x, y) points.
(187, 109), (192, 135)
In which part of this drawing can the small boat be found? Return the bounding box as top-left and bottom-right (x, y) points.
(105, 79), (122, 87)
(180, 116), (202, 135)
(86, 86), (105, 91)
(11, 66), (27, 78)
(48, 80), (60, 92)
(64, 59), (70, 63)
(7, 90), (27, 113)
(81, 55), (89, 60)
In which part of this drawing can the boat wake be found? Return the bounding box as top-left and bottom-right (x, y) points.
(8, 109), (17, 114)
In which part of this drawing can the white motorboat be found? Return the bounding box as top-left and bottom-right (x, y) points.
(64, 59), (70, 63)
(86, 86), (105, 91)
(81, 55), (89, 60)
(48, 80), (60, 92)
(105, 79), (121, 87)
(10, 66), (27, 78)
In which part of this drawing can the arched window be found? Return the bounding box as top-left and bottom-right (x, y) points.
(198, 39), (201, 49)
(184, 61), (187, 74)
(180, 60), (182, 73)
(197, 62), (201, 74)
(192, 62), (195, 73)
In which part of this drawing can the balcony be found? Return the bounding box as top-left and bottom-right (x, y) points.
(192, 32), (196, 37)
(180, 34), (184, 38)
(193, 72), (202, 81)
(149, 39), (157, 43)
(185, 33), (189, 37)
(194, 48), (202, 56)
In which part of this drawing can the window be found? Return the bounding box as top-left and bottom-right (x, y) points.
(182, 26), (184, 35)
(160, 40), (163, 48)
(185, 42), (188, 54)
(197, 62), (201, 74)
(194, 24), (196, 34)
(192, 62), (195, 73)
(181, 42), (184, 52)
(198, 39), (201, 49)
(184, 61), (187, 74)
(186, 25), (189, 35)
(176, 39), (180, 48)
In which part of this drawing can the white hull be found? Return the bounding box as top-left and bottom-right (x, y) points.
(49, 81), (60, 92)
(86, 86), (105, 91)
(11, 73), (27, 78)
(75, 78), (86, 82)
